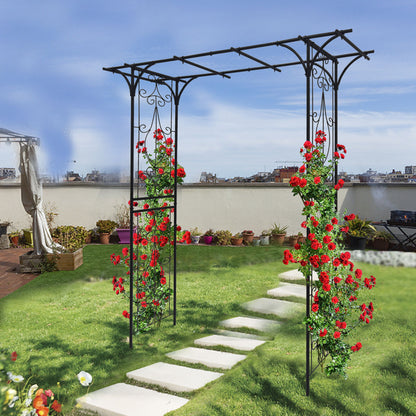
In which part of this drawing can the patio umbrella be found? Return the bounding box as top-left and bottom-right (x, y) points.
(19, 142), (60, 255)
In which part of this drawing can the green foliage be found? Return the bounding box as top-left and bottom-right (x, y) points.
(285, 131), (376, 377)
(52, 226), (88, 252)
(113, 204), (130, 228)
(270, 223), (287, 235)
(214, 229), (233, 245)
(1, 246), (415, 414)
(347, 217), (376, 238)
(95, 220), (117, 234)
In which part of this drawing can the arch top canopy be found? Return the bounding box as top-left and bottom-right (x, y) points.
(103, 29), (374, 84)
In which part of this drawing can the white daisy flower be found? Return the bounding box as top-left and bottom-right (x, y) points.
(77, 371), (92, 386)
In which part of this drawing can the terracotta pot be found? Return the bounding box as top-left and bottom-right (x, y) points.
(10, 235), (19, 247)
(289, 236), (298, 246)
(373, 238), (389, 251)
(271, 233), (286, 245)
(242, 233), (254, 244)
(231, 237), (243, 246)
(99, 233), (111, 244)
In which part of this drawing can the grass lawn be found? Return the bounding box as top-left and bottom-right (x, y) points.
(1, 244), (415, 415)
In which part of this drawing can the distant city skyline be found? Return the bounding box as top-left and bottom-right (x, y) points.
(1, 1), (416, 183)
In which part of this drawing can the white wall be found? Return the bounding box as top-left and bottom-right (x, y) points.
(0, 182), (415, 234)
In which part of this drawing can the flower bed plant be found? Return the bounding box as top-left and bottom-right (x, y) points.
(283, 131), (376, 377)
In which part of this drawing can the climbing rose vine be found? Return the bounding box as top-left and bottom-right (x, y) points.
(283, 130), (376, 376)
(111, 128), (186, 334)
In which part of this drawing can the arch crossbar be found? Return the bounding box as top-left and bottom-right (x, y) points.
(103, 29), (373, 396)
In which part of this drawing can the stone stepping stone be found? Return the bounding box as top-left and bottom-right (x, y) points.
(279, 269), (318, 281)
(220, 316), (281, 332)
(215, 329), (267, 340)
(76, 382), (188, 416)
(267, 282), (306, 299)
(194, 334), (265, 351)
(127, 362), (223, 393)
(243, 298), (303, 318)
(167, 347), (246, 370)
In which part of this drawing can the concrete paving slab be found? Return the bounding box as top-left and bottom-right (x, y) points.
(194, 334), (265, 351)
(76, 383), (188, 416)
(243, 298), (303, 318)
(267, 282), (306, 299)
(215, 329), (267, 340)
(127, 362), (223, 393)
(166, 347), (246, 370)
(279, 269), (318, 281)
(220, 316), (282, 332)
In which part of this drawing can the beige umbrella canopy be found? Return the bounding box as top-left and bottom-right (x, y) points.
(0, 128), (59, 255)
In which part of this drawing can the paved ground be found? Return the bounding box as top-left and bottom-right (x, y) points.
(0, 248), (39, 298)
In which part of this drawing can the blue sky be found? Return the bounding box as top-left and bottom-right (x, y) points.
(0, 0), (415, 182)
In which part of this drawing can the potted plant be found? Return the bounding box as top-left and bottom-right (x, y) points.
(372, 230), (392, 251)
(9, 231), (20, 247)
(297, 232), (306, 244)
(288, 234), (298, 247)
(49, 225), (88, 270)
(242, 230), (254, 245)
(23, 228), (33, 247)
(231, 233), (243, 246)
(190, 227), (202, 244)
(214, 230), (233, 245)
(96, 220), (117, 244)
(114, 203), (134, 244)
(270, 223), (287, 245)
(203, 229), (215, 245)
(347, 216), (376, 250)
(260, 230), (270, 246)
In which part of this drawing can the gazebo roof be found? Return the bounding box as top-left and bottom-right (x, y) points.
(0, 128), (40, 145)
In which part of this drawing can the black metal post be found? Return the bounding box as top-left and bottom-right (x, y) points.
(305, 43), (311, 397)
(334, 61), (339, 212)
(128, 68), (137, 349)
(173, 80), (179, 326)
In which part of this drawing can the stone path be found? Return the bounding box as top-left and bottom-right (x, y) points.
(76, 269), (306, 415)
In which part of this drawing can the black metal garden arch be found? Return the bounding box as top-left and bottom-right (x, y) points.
(103, 29), (373, 395)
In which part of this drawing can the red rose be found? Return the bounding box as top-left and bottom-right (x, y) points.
(141, 301), (147, 308)
(122, 310), (130, 318)
(314, 177), (321, 184)
(331, 296), (339, 304)
(333, 331), (341, 339)
(158, 168), (164, 175)
(290, 176), (300, 187)
(334, 276), (342, 284)
(311, 303), (319, 312)
(299, 165), (306, 173)
(331, 217), (338, 225)
(325, 224), (333, 232)
(304, 140), (313, 149)
(10, 351), (17, 362)
(122, 247), (129, 257)
(160, 277), (167, 285)
(328, 242), (336, 250)
(319, 328), (327, 337)
(305, 153), (313, 162)
(333, 258), (341, 267)
(323, 235), (331, 244)
(322, 283), (331, 292)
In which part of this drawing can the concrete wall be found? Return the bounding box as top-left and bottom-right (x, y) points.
(0, 182), (415, 234)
